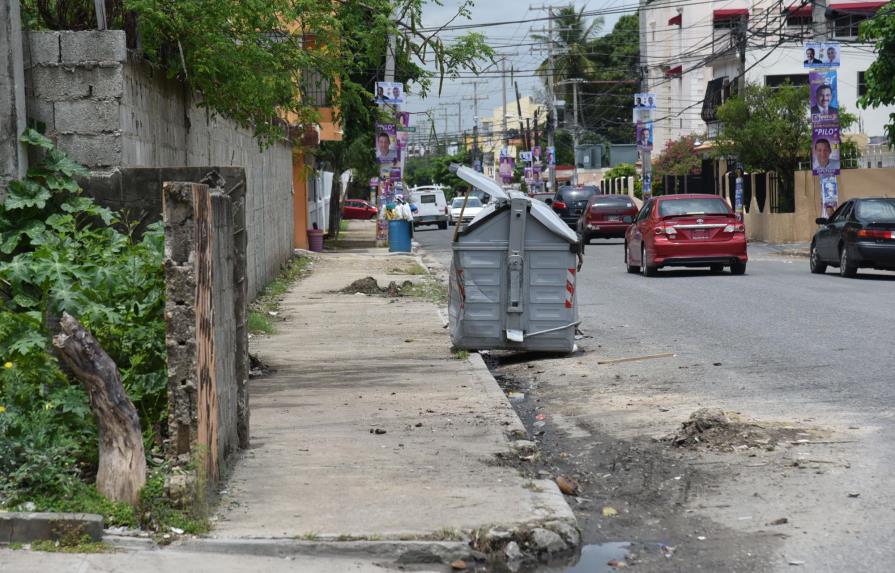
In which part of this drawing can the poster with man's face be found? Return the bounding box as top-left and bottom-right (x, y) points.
(519, 151), (532, 162)
(636, 121), (653, 151)
(633, 108), (654, 124)
(810, 70), (839, 124)
(375, 82), (405, 103)
(395, 112), (411, 149)
(499, 155), (514, 184)
(803, 42), (840, 68)
(375, 123), (398, 163)
(634, 93), (656, 109)
(812, 125), (840, 176)
(546, 146), (555, 166)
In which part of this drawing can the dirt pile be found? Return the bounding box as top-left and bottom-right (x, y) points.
(667, 408), (789, 452)
(340, 277), (413, 297)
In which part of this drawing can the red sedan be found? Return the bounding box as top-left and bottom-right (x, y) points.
(341, 199), (378, 220)
(624, 194), (747, 276)
(577, 194), (639, 243)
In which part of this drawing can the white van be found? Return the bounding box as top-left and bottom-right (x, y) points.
(410, 185), (449, 230)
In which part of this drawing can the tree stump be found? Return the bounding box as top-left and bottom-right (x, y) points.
(53, 312), (147, 505)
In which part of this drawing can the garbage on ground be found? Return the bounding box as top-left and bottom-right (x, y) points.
(769, 517), (789, 525)
(450, 559), (468, 570)
(659, 544), (675, 559)
(602, 506), (618, 518)
(555, 475), (580, 496)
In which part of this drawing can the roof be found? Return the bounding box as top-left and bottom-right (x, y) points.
(829, 1), (887, 11)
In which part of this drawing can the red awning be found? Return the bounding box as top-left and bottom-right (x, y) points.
(668, 13), (682, 26)
(666, 65), (683, 78)
(713, 8), (749, 20)
(784, 2), (812, 17)
(829, 1), (887, 12)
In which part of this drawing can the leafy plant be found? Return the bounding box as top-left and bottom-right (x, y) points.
(0, 129), (166, 508)
(654, 134), (703, 177)
(859, 6), (895, 145)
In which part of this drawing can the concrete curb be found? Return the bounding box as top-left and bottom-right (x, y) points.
(0, 512), (103, 543)
(164, 538), (480, 564)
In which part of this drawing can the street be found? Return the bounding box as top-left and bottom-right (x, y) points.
(416, 224), (895, 572)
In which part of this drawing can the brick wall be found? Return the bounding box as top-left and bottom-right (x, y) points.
(24, 30), (293, 300)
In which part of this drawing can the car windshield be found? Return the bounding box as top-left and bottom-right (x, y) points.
(856, 199), (895, 222)
(557, 186), (598, 202)
(452, 197), (482, 208)
(592, 196), (634, 208)
(658, 198), (730, 217)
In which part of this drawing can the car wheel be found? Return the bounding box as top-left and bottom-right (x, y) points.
(625, 242), (640, 273)
(710, 264), (723, 274)
(809, 242), (827, 274)
(730, 260), (747, 275)
(641, 244), (657, 277)
(439, 221), (448, 230)
(839, 245), (857, 277)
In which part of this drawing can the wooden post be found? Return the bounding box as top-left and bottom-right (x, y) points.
(53, 313), (146, 505)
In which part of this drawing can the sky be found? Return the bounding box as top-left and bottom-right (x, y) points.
(402, 0), (640, 141)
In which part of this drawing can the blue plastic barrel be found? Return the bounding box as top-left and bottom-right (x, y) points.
(388, 220), (412, 252)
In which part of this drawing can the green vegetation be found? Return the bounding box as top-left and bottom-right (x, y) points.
(248, 255), (313, 335)
(31, 536), (111, 554)
(653, 135), (702, 177)
(137, 470), (209, 535)
(859, 7), (895, 145)
(452, 349), (469, 361)
(400, 278), (448, 305)
(0, 130), (165, 513)
(388, 262), (427, 276)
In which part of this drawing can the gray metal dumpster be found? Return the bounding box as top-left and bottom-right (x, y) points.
(448, 165), (582, 353)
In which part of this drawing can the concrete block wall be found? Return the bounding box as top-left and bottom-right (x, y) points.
(25, 30), (293, 299)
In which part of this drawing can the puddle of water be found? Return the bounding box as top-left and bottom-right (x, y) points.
(555, 542), (630, 573)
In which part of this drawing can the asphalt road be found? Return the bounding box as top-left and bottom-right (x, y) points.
(416, 224), (895, 572)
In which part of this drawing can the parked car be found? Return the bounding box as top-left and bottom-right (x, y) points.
(410, 186), (449, 230)
(810, 197), (895, 277)
(530, 192), (554, 203)
(549, 185), (600, 228)
(577, 195), (639, 243)
(624, 194), (748, 276)
(449, 196), (484, 226)
(341, 199), (377, 220)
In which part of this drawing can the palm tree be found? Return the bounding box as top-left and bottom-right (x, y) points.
(533, 6), (604, 104)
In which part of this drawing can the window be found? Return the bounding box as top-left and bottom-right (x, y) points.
(858, 71), (867, 97)
(419, 194), (436, 204)
(856, 199), (895, 222)
(765, 74), (809, 87)
(834, 14), (868, 38)
(713, 17), (741, 30)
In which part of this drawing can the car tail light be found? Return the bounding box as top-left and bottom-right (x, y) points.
(857, 229), (895, 239)
(724, 223), (746, 233)
(655, 225), (677, 236)
(553, 201), (567, 211)
(444, 206), (449, 215)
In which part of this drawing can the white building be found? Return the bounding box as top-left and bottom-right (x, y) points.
(639, 0), (892, 152)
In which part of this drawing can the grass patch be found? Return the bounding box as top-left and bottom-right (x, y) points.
(248, 255), (313, 335)
(452, 349), (469, 360)
(297, 531), (320, 541)
(30, 484), (137, 528)
(340, 219), (349, 233)
(31, 536), (111, 554)
(400, 278), (448, 305)
(138, 470), (210, 537)
(247, 311), (274, 335)
(8, 542), (24, 550)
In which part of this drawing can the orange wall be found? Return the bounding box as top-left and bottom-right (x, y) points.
(293, 149), (309, 249)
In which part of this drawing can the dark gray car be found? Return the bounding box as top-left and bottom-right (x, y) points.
(549, 186), (599, 228)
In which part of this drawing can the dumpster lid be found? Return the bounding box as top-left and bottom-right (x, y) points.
(451, 164), (578, 244)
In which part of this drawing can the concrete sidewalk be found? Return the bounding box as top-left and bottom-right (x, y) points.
(206, 221), (576, 558)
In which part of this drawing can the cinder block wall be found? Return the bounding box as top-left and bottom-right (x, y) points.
(25, 31), (293, 300)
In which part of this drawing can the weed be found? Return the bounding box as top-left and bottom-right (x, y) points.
(138, 470), (210, 536)
(400, 278), (448, 304)
(31, 484), (137, 528)
(452, 349), (469, 360)
(8, 542), (24, 550)
(298, 531), (320, 541)
(247, 311), (274, 335)
(388, 262), (427, 276)
(31, 535), (111, 554)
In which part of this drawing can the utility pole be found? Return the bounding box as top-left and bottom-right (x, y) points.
(736, 15), (748, 95)
(558, 78), (585, 184)
(812, 0), (829, 41)
(547, 7), (556, 193)
(640, 65), (652, 200)
(462, 80), (488, 171)
(501, 58), (509, 147)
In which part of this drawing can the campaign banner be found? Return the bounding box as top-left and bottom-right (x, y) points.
(524, 167), (535, 184)
(642, 173), (652, 200)
(519, 151), (533, 162)
(820, 175), (839, 217)
(369, 177), (379, 188)
(636, 121), (653, 151)
(532, 146), (543, 163)
(375, 82), (404, 103)
(634, 93), (656, 109)
(803, 42), (840, 68)
(546, 146), (556, 166)
(812, 125), (841, 176)
(735, 176), (744, 223)
(633, 108), (654, 124)
(499, 155), (514, 184)
(375, 123), (399, 164)
(395, 112), (411, 149)
(810, 70), (839, 125)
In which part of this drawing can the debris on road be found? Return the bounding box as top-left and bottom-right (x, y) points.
(602, 506), (619, 518)
(597, 352), (675, 365)
(450, 559), (468, 570)
(555, 475), (580, 496)
(769, 517), (789, 525)
(666, 408), (826, 452)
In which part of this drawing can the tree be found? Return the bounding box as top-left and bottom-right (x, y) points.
(654, 134), (702, 177)
(715, 83), (811, 211)
(580, 14), (640, 143)
(534, 6), (603, 103)
(858, 6), (895, 145)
